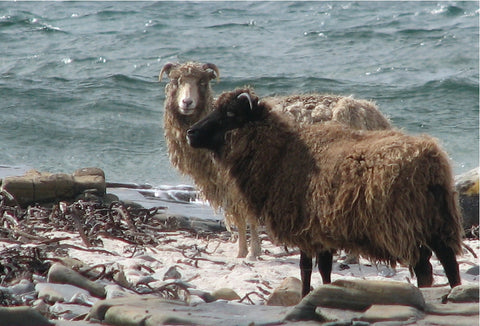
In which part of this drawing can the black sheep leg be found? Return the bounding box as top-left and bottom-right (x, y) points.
(317, 250), (333, 284)
(300, 250), (333, 297)
(430, 237), (461, 287)
(413, 245), (434, 287)
(300, 251), (313, 297)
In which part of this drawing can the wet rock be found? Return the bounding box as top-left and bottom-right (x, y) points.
(36, 282), (94, 304)
(466, 265), (479, 276)
(455, 167), (479, 231)
(0, 279), (35, 296)
(47, 262), (106, 298)
(359, 304), (424, 323)
(163, 265), (182, 280)
(0, 306), (54, 326)
(285, 279), (425, 321)
(266, 276), (302, 306)
(50, 302), (91, 320)
(447, 284), (479, 303)
(211, 288), (241, 301)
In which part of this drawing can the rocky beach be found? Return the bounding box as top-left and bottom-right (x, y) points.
(0, 167), (478, 326)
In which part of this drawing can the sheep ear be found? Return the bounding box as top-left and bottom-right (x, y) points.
(159, 63), (177, 81)
(237, 93), (253, 111)
(203, 63), (220, 81)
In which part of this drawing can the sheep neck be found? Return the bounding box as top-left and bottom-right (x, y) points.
(220, 112), (319, 241)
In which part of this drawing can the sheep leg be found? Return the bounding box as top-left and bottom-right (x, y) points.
(236, 220), (248, 258)
(317, 250), (333, 284)
(430, 237), (461, 287)
(300, 251), (313, 297)
(413, 245), (434, 287)
(248, 222), (262, 258)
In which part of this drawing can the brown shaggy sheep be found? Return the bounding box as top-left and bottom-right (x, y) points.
(186, 88), (463, 296)
(160, 62), (392, 260)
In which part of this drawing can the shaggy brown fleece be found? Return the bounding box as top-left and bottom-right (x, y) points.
(216, 89), (463, 267)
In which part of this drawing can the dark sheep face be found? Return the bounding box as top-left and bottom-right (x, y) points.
(186, 89), (261, 153)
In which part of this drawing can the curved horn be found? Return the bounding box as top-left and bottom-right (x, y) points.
(237, 92), (253, 110)
(159, 62), (177, 81)
(202, 63), (220, 81)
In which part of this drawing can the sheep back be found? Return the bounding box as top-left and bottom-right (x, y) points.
(263, 94), (391, 130)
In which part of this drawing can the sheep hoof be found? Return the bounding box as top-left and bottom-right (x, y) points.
(246, 253), (257, 262)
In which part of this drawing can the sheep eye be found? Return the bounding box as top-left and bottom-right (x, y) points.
(226, 111), (235, 118)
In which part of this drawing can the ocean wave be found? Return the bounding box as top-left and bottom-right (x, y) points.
(207, 21), (258, 29)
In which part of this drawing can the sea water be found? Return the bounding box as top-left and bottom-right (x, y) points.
(0, 2), (478, 210)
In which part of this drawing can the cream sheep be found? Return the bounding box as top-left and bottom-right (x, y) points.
(186, 88), (463, 296)
(160, 62), (260, 258)
(160, 62), (392, 259)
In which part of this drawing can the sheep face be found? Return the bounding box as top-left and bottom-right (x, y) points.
(160, 62), (219, 116)
(187, 89), (262, 153)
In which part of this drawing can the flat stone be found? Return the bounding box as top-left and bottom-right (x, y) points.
(359, 304), (424, 322)
(0, 306), (54, 326)
(285, 279), (425, 321)
(447, 284), (479, 303)
(425, 302), (479, 316)
(419, 314), (480, 326)
(36, 282), (94, 304)
(47, 263), (105, 298)
(88, 296), (289, 326)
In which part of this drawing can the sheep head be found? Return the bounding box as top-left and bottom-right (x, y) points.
(187, 88), (263, 154)
(160, 62), (220, 116)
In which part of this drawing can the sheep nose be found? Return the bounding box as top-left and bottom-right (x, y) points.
(182, 98), (193, 107)
(186, 128), (197, 137)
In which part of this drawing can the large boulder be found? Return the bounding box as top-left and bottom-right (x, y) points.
(455, 167), (479, 233)
(1, 167), (106, 206)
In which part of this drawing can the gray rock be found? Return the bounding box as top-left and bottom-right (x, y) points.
(163, 265), (182, 280)
(466, 265), (480, 276)
(285, 279), (425, 321)
(47, 262), (106, 298)
(420, 314), (480, 326)
(0, 306), (54, 326)
(36, 282), (95, 304)
(0, 279), (35, 295)
(455, 167), (479, 230)
(88, 296), (289, 326)
(425, 302), (479, 315)
(359, 304), (424, 323)
(50, 302), (91, 320)
(447, 284), (479, 303)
